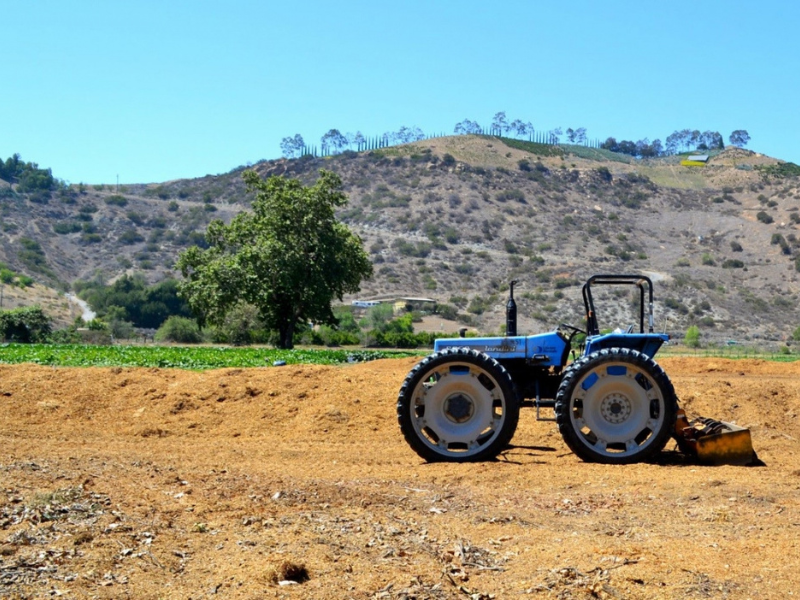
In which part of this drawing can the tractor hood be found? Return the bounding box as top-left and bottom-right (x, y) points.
(434, 331), (567, 367)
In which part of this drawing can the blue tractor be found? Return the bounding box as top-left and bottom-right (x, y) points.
(397, 274), (680, 464)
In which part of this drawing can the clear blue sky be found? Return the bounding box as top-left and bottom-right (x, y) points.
(3, 0), (798, 184)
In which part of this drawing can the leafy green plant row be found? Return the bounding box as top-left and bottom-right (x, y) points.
(0, 344), (420, 370)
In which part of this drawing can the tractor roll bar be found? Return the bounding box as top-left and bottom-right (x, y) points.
(582, 274), (654, 336)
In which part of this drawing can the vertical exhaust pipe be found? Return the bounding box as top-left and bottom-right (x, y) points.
(506, 279), (518, 337)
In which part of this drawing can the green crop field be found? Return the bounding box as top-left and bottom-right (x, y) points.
(0, 344), (421, 370)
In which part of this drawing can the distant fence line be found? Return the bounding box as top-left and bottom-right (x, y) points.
(663, 345), (800, 361)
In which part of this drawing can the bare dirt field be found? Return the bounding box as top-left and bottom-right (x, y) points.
(2, 357), (800, 599)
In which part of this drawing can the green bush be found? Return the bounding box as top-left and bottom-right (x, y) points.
(0, 306), (52, 343)
(436, 303), (459, 320)
(771, 233), (791, 255)
(756, 211), (773, 224)
(119, 229), (144, 244)
(54, 222), (82, 234)
(105, 194), (128, 207)
(467, 296), (491, 315)
(155, 316), (203, 344)
(211, 303), (270, 346)
(495, 189), (526, 203)
(684, 325), (700, 348)
(722, 259), (745, 269)
(664, 298), (689, 314)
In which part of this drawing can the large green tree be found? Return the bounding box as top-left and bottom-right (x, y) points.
(176, 169), (373, 348)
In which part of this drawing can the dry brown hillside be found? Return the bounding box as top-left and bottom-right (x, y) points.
(2, 138), (800, 344)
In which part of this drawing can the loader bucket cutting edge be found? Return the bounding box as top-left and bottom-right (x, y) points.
(674, 409), (757, 465)
(695, 426), (754, 466)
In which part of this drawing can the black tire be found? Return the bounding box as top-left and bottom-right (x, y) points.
(554, 348), (677, 464)
(397, 347), (520, 462)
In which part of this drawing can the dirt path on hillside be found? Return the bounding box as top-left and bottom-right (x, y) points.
(2, 357), (800, 599)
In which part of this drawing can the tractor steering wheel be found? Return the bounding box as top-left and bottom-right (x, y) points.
(558, 323), (586, 343)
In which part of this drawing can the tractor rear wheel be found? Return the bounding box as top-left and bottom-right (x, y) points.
(555, 348), (677, 464)
(397, 348), (519, 462)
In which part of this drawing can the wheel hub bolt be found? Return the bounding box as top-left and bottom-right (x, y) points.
(600, 393), (632, 424)
(444, 394), (474, 423)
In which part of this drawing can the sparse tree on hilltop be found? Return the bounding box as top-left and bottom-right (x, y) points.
(509, 119), (526, 138)
(548, 127), (563, 144)
(454, 119), (482, 135)
(729, 130), (751, 148)
(279, 134), (305, 158)
(698, 131), (724, 151)
(347, 131), (366, 150)
(566, 127), (587, 144)
(321, 129), (348, 155)
(491, 111), (509, 136)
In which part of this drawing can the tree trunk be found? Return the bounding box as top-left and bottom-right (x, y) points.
(278, 321), (295, 349)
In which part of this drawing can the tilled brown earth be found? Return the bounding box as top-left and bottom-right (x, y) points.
(1, 357), (800, 599)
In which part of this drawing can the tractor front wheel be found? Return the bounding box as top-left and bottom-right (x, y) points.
(397, 348), (519, 462)
(555, 348), (677, 464)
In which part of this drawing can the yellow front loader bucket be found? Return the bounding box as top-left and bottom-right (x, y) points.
(674, 410), (758, 466)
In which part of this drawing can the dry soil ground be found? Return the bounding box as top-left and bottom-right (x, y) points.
(1, 357), (800, 599)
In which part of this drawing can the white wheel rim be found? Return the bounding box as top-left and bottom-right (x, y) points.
(411, 361), (506, 457)
(569, 361), (665, 458)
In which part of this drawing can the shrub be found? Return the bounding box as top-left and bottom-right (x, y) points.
(105, 194), (128, 207)
(664, 298), (689, 314)
(109, 318), (136, 339)
(701, 253), (715, 266)
(0, 306), (52, 342)
(80, 233), (102, 245)
(495, 189), (526, 203)
(771, 233), (791, 255)
(127, 211), (145, 225)
(155, 316), (203, 344)
(436, 304), (459, 320)
(595, 166), (612, 182)
(467, 296), (491, 315)
(730, 241), (743, 252)
(756, 211), (773, 224)
(119, 229), (144, 245)
(54, 222), (82, 234)
(722, 259), (745, 269)
(684, 325), (700, 348)
(393, 239), (431, 258)
(211, 303), (269, 345)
